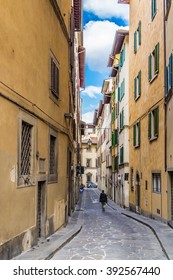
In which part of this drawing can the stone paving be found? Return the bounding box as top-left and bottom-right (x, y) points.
(51, 189), (167, 260)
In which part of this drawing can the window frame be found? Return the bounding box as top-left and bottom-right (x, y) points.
(152, 172), (161, 193)
(134, 70), (141, 100)
(50, 52), (60, 103)
(133, 121), (140, 148)
(148, 43), (159, 83)
(48, 128), (58, 183)
(151, 0), (157, 20)
(18, 111), (36, 187)
(148, 107), (159, 141)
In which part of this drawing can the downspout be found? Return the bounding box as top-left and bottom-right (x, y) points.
(163, 0), (167, 222)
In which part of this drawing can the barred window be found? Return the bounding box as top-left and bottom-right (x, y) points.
(48, 131), (57, 183)
(49, 135), (56, 175)
(21, 121), (32, 175)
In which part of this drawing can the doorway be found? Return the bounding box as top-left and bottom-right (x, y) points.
(37, 181), (46, 238)
(136, 172), (140, 212)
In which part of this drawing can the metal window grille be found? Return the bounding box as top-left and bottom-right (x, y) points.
(50, 135), (56, 174)
(21, 121), (32, 175)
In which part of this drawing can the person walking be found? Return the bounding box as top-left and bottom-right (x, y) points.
(99, 190), (107, 211)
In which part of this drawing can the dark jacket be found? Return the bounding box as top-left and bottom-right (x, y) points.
(99, 192), (107, 203)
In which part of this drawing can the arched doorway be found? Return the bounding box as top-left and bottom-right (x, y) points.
(136, 172), (140, 213)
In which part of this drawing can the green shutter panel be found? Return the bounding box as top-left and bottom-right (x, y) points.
(169, 53), (173, 88)
(118, 87), (120, 102)
(133, 125), (136, 146)
(122, 109), (124, 127)
(165, 66), (168, 95)
(134, 77), (137, 99)
(138, 70), (141, 96)
(154, 107), (159, 137)
(134, 31), (137, 54)
(155, 43), (159, 73)
(148, 112), (151, 139)
(148, 54), (152, 81)
(138, 21), (141, 45)
(138, 121), (140, 146)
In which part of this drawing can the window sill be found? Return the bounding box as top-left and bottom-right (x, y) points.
(135, 95), (141, 102)
(134, 144), (140, 148)
(149, 135), (158, 142)
(149, 72), (158, 84)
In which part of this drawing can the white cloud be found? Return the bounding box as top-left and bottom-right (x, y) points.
(82, 85), (102, 98)
(83, 0), (129, 21)
(84, 20), (128, 73)
(82, 111), (95, 123)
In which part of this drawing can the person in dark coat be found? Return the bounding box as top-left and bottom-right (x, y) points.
(99, 190), (107, 211)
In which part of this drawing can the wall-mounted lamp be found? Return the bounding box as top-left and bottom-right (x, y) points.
(64, 113), (73, 119)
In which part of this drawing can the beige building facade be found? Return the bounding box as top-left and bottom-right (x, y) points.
(119, 0), (169, 222)
(165, 0), (173, 225)
(0, 0), (83, 259)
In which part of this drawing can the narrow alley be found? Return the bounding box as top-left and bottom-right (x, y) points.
(51, 189), (167, 260)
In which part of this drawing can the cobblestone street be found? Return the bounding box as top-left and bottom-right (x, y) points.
(51, 189), (167, 260)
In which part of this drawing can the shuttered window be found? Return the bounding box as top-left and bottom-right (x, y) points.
(134, 21), (141, 54)
(120, 146), (124, 164)
(133, 121), (140, 148)
(134, 70), (141, 100)
(148, 107), (159, 141)
(21, 121), (32, 175)
(151, 0), (157, 19)
(51, 57), (59, 98)
(148, 43), (159, 82)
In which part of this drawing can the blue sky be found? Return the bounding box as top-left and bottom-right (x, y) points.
(81, 0), (129, 123)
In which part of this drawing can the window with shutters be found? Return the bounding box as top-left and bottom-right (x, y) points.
(165, 53), (173, 96)
(165, 0), (172, 19)
(18, 113), (35, 186)
(151, 0), (157, 20)
(119, 146), (124, 165)
(119, 108), (124, 131)
(152, 173), (161, 193)
(133, 121), (140, 148)
(119, 44), (126, 69)
(50, 54), (59, 100)
(148, 43), (159, 83)
(134, 71), (141, 100)
(49, 130), (57, 183)
(148, 107), (159, 141)
(134, 21), (141, 54)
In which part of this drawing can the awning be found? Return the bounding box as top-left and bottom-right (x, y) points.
(74, 0), (82, 31)
(78, 46), (85, 89)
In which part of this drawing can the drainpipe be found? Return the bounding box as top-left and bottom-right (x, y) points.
(163, 0), (166, 222)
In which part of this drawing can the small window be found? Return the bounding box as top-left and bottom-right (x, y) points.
(151, 0), (157, 19)
(148, 43), (159, 82)
(18, 113), (35, 187)
(134, 21), (141, 54)
(134, 71), (141, 100)
(165, 53), (173, 96)
(86, 158), (92, 167)
(119, 146), (124, 165)
(133, 121), (140, 148)
(119, 108), (124, 131)
(50, 57), (59, 98)
(152, 173), (161, 193)
(148, 107), (159, 141)
(49, 131), (57, 182)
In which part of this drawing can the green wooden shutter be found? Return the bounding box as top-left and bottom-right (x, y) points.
(148, 54), (152, 81)
(138, 21), (141, 45)
(154, 107), (159, 137)
(138, 121), (140, 146)
(134, 77), (137, 99)
(118, 87), (120, 102)
(134, 31), (137, 54)
(148, 112), (151, 139)
(165, 66), (168, 95)
(155, 43), (159, 74)
(138, 70), (141, 96)
(169, 53), (173, 88)
(133, 125), (136, 146)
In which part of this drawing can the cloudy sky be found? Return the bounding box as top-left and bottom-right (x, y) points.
(81, 0), (129, 123)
